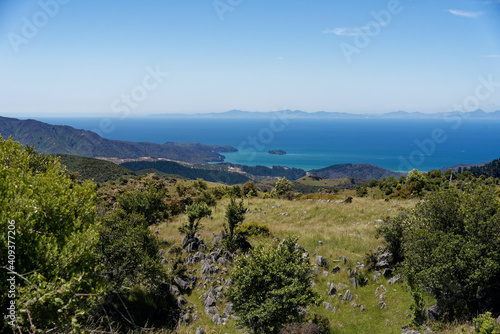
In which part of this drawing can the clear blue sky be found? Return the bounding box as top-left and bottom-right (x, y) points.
(1, 0), (499, 117)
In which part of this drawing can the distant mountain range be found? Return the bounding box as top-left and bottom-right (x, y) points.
(0, 116), (235, 163)
(151, 109), (500, 119)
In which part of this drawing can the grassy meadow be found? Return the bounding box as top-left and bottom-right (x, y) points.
(154, 195), (426, 333)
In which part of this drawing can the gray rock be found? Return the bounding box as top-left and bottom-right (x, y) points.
(382, 268), (393, 277)
(379, 302), (386, 310)
(176, 296), (189, 308)
(315, 255), (328, 267)
(323, 302), (333, 310)
(328, 283), (337, 295)
(165, 283), (180, 296)
(388, 274), (401, 285)
(349, 277), (358, 289)
(402, 330), (420, 334)
(332, 265), (341, 273)
(203, 295), (216, 308)
(495, 315), (500, 326)
(375, 285), (387, 296)
(318, 240), (323, 245)
(427, 304), (442, 322)
(179, 313), (190, 325)
(343, 290), (353, 302)
(222, 303), (233, 319)
(360, 305), (366, 312)
(195, 327), (206, 334)
(343, 256), (348, 264)
(216, 292), (224, 300)
(225, 278), (233, 286)
(211, 314), (223, 325)
(174, 277), (191, 291)
(204, 305), (220, 316)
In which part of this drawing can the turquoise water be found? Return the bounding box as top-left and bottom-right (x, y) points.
(35, 116), (500, 172)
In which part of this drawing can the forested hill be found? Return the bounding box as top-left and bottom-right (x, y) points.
(466, 157), (500, 178)
(0, 116), (235, 163)
(309, 163), (404, 180)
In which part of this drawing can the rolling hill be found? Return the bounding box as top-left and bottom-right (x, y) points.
(309, 163), (404, 180)
(0, 116), (235, 163)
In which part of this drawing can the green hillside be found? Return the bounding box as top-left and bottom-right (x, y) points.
(56, 154), (135, 183)
(122, 160), (250, 185)
(0, 116), (234, 163)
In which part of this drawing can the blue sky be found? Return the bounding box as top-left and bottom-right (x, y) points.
(0, 0), (499, 117)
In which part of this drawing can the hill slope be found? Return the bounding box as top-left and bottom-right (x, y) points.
(121, 160), (250, 185)
(0, 116), (235, 163)
(309, 163), (404, 180)
(56, 154), (135, 183)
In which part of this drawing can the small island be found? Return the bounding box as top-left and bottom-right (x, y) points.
(268, 150), (287, 155)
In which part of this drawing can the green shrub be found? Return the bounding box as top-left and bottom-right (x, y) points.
(236, 222), (272, 237)
(226, 237), (318, 333)
(474, 312), (500, 334)
(380, 186), (500, 320)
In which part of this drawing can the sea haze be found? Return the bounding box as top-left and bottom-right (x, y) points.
(35, 117), (500, 172)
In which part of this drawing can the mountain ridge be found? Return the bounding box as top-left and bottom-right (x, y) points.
(150, 109), (500, 119)
(0, 116), (235, 163)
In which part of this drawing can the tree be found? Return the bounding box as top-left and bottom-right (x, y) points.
(380, 186), (500, 320)
(242, 181), (258, 197)
(179, 202), (211, 238)
(273, 177), (292, 198)
(226, 237), (318, 333)
(223, 198), (246, 252)
(0, 137), (103, 332)
(405, 168), (426, 195)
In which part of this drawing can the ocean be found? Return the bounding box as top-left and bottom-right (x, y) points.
(35, 116), (500, 172)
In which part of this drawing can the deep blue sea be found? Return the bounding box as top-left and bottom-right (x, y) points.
(35, 116), (500, 172)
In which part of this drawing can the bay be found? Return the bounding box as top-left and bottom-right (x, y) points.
(34, 116), (500, 172)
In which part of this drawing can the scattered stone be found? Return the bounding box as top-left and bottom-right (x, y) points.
(211, 314), (223, 325)
(328, 283), (337, 295)
(179, 313), (190, 325)
(343, 290), (353, 302)
(323, 271), (329, 277)
(382, 268), (393, 277)
(176, 296), (189, 308)
(203, 295), (216, 308)
(174, 277), (191, 291)
(204, 305), (220, 316)
(360, 305), (366, 312)
(318, 240), (323, 245)
(427, 304), (442, 322)
(323, 302), (333, 310)
(379, 294), (385, 301)
(195, 327), (206, 334)
(332, 265), (341, 273)
(349, 277), (358, 289)
(379, 302), (386, 310)
(222, 303), (233, 319)
(343, 257), (348, 264)
(388, 274), (401, 285)
(315, 255), (328, 267)
(375, 285), (387, 297)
